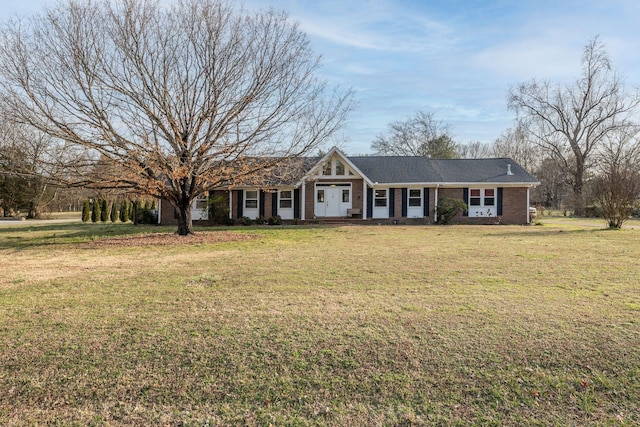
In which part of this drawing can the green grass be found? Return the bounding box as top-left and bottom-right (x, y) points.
(1, 221), (639, 425)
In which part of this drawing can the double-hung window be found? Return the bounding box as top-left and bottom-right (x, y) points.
(468, 188), (497, 216)
(374, 189), (387, 207)
(279, 190), (293, 209)
(408, 189), (421, 207)
(245, 190), (258, 209)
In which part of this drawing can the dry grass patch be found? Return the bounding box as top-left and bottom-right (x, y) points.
(85, 231), (258, 247)
(1, 222), (639, 425)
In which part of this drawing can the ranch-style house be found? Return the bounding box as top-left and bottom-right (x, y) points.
(158, 147), (539, 226)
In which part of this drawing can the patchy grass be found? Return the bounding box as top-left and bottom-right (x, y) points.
(1, 221), (639, 426)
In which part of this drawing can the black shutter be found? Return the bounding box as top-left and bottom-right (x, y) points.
(272, 192), (278, 217)
(294, 189), (300, 219)
(423, 188), (430, 217)
(259, 190), (265, 218)
(389, 188), (395, 217)
(367, 187), (373, 218)
(401, 188), (408, 217)
(463, 188), (469, 216)
(497, 188), (503, 216)
(237, 190), (243, 218)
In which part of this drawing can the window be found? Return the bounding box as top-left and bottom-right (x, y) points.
(335, 160), (345, 175)
(317, 189), (325, 203)
(322, 162), (331, 175)
(342, 189), (350, 203)
(470, 189), (481, 206)
(245, 190), (258, 209)
(408, 189), (421, 207)
(374, 189), (387, 207)
(469, 189), (496, 206)
(484, 189), (495, 206)
(279, 190), (292, 209)
(194, 196), (208, 211)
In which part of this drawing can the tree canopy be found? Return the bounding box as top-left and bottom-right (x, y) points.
(372, 110), (459, 159)
(0, 0), (353, 234)
(508, 37), (640, 216)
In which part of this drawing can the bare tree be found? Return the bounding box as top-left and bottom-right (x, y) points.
(592, 129), (640, 228)
(0, 0), (353, 235)
(457, 140), (491, 159)
(372, 110), (458, 158)
(490, 122), (540, 171)
(508, 37), (640, 216)
(0, 109), (65, 218)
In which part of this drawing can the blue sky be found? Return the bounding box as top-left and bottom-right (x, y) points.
(4, 0), (640, 154)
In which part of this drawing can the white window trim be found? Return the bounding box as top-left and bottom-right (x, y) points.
(244, 190), (259, 210)
(468, 188), (497, 217)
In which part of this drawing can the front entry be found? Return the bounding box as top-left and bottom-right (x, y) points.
(315, 183), (351, 217)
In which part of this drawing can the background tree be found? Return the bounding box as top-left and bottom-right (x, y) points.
(457, 140), (491, 159)
(592, 129), (640, 228)
(372, 110), (459, 158)
(0, 108), (63, 218)
(508, 37), (640, 216)
(0, 0), (353, 235)
(490, 122), (540, 171)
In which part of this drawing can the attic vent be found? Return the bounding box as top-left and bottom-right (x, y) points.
(507, 164), (513, 176)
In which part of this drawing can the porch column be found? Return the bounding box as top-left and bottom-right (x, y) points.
(301, 182), (306, 221)
(362, 181), (367, 220)
(433, 186), (439, 222)
(527, 187), (531, 224)
(228, 190), (233, 219)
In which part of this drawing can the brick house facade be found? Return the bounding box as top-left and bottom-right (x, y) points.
(158, 147), (539, 226)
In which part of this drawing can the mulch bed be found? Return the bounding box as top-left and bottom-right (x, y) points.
(85, 231), (258, 247)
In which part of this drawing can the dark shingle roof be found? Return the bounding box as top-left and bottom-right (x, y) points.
(348, 156), (538, 184)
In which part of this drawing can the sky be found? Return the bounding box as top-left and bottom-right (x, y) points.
(3, 0), (640, 154)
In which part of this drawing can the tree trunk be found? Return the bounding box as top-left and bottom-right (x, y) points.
(572, 163), (585, 216)
(176, 199), (194, 236)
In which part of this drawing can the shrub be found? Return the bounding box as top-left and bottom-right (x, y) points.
(109, 201), (118, 222)
(91, 199), (101, 223)
(207, 195), (230, 225)
(119, 200), (130, 222)
(268, 215), (282, 225)
(82, 199), (91, 222)
(100, 199), (108, 222)
(240, 216), (252, 226)
(436, 197), (467, 225)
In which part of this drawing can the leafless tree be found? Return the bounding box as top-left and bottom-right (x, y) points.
(0, 0), (353, 234)
(592, 129), (640, 228)
(508, 37), (640, 216)
(490, 122), (541, 171)
(457, 140), (491, 159)
(372, 110), (458, 158)
(0, 109), (66, 218)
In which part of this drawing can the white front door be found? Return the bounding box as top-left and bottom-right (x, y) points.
(315, 184), (351, 217)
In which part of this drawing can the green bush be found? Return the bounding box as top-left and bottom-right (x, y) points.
(436, 197), (467, 225)
(119, 200), (130, 222)
(109, 201), (118, 222)
(268, 215), (282, 225)
(100, 199), (108, 222)
(207, 195), (230, 225)
(240, 216), (252, 226)
(91, 199), (101, 223)
(82, 200), (91, 222)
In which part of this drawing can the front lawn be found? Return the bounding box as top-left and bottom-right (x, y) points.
(1, 221), (638, 425)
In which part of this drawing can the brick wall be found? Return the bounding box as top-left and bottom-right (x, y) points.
(435, 187), (530, 225)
